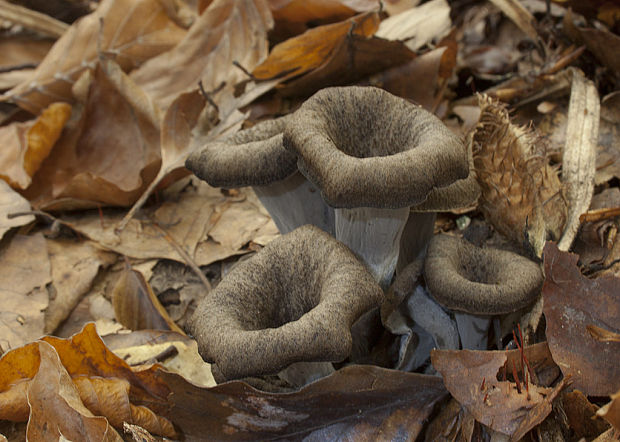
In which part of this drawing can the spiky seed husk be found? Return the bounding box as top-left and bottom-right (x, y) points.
(472, 95), (566, 257)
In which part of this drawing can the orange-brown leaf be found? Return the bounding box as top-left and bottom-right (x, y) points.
(0, 102), (71, 190)
(252, 11), (380, 80)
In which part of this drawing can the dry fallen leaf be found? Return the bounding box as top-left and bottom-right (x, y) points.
(162, 365), (448, 440)
(23, 63), (161, 209)
(26, 342), (124, 441)
(432, 343), (567, 440)
(597, 389), (620, 432)
(253, 11), (379, 81)
(542, 242), (620, 396)
(0, 102), (71, 190)
(0, 233), (50, 350)
(2, 0), (186, 114)
(111, 262), (185, 334)
(45, 239), (117, 333)
(0, 179), (34, 240)
(131, 0), (273, 109)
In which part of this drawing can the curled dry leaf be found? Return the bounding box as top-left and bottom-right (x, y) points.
(0, 0), (68, 39)
(253, 11), (379, 81)
(26, 342), (123, 441)
(0, 102), (71, 190)
(0, 323), (175, 437)
(111, 262), (185, 334)
(0, 179), (34, 240)
(131, 0), (273, 109)
(473, 94), (566, 257)
(161, 365), (448, 440)
(0, 233), (50, 350)
(2, 0), (186, 114)
(24, 62), (161, 210)
(431, 342), (567, 440)
(542, 242), (620, 396)
(557, 68), (600, 251)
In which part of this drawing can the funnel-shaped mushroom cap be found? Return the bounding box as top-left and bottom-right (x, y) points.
(283, 86), (469, 209)
(188, 225), (384, 381)
(186, 115), (297, 187)
(424, 234), (543, 315)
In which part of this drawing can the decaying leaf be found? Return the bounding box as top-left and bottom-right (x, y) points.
(26, 342), (124, 441)
(0, 180), (34, 240)
(597, 389), (620, 432)
(0, 323), (176, 438)
(0, 102), (71, 190)
(253, 11), (379, 81)
(111, 262), (185, 334)
(104, 329), (216, 388)
(131, 0), (273, 109)
(60, 184), (277, 266)
(0, 233), (50, 350)
(542, 242), (620, 396)
(472, 94), (566, 257)
(2, 0), (186, 114)
(563, 390), (611, 439)
(269, 0), (378, 24)
(23, 62), (161, 209)
(45, 239), (117, 334)
(557, 68), (600, 251)
(162, 365), (448, 440)
(431, 342), (567, 439)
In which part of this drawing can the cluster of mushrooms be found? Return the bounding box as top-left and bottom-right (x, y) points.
(186, 87), (544, 388)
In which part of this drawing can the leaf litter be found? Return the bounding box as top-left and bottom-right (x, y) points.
(0, 0), (619, 440)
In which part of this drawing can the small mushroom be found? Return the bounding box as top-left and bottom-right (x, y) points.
(188, 225), (384, 382)
(424, 234), (543, 349)
(284, 86), (469, 287)
(186, 116), (334, 234)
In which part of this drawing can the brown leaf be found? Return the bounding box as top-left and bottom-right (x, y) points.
(0, 180), (34, 240)
(0, 102), (71, 189)
(116, 90), (204, 231)
(73, 377), (175, 437)
(253, 11), (379, 80)
(0, 233), (50, 350)
(563, 390), (611, 439)
(45, 239), (117, 333)
(131, 0), (273, 109)
(111, 263), (185, 334)
(24, 62), (161, 209)
(597, 389), (620, 432)
(542, 242), (620, 396)
(432, 343), (566, 439)
(60, 185), (275, 266)
(162, 365), (448, 440)
(2, 0), (186, 114)
(26, 342), (123, 441)
(270, 0), (378, 22)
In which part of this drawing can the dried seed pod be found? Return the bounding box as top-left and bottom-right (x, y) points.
(472, 95), (567, 257)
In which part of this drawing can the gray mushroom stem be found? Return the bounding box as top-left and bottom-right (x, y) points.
(335, 207), (409, 288)
(254, 171), (334, 235)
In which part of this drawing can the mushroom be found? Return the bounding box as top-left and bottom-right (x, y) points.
(186, 115), (334, 234)
(423, 234), (543, 349)
(283, 86), (469, 287)
(188, 225), (384, 382)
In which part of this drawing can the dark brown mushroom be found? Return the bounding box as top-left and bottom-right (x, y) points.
(283, 86), (469, 287)
(186, 116), (334, 234)
(423, 234), (544, 315)
(188, 225), (384, 382)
